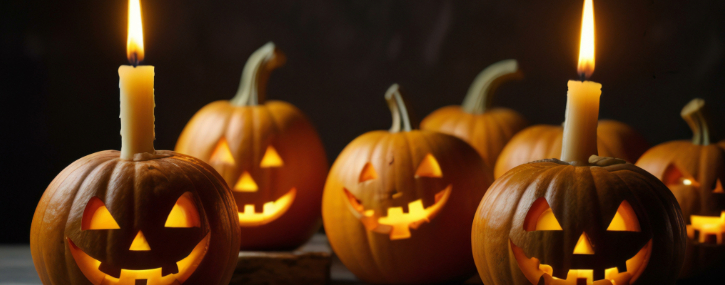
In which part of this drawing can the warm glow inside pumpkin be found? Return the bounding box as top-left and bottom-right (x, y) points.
(209, 139), (295, 226)
(511, 198), (652, 285)
(68, 192), (210, 285)
(342, 153), (452, 240)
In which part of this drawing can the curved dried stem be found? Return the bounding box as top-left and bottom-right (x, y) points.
(681, 98), (717, 145)
(385, 84), (414, 133)
(461, 59), (522, 114)
(230, 42), (286, 106)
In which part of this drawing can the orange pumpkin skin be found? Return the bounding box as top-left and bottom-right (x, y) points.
(494, 120), (649, 179)
(421, 59), (528, 174)
(473, 158), (686, 285)
(30, 150), (240, 285)
(322, 85), (493, 284)
(421, 106), (527, 173)
(635, 99), (725, 278)
(175, 43), (328, 250)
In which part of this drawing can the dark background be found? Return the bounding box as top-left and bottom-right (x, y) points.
(1, 0), (724, 244)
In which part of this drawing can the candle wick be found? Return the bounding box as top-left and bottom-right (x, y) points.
(579, 73), (586, 82)
(130, 52), (139, 68)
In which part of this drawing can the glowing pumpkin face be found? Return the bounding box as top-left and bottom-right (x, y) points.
(30, 150), (241, 285)
(473, 157), (686, 285)
(322, 84), (493, 284)
(176, 43), (328, 250)
(68, 192), (209, 285)
(343, 154), (452, 240)
(209, 140), (296, 227)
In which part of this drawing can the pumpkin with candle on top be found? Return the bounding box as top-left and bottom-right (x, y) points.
(420, 59), (528, 175)
(636, 98), (725, 278)
(175, 42), (328, 250)
(493, 119), (649, 179)
(322, 84), (493, 284)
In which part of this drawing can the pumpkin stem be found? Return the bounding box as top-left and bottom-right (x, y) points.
(386, 84), (415, 133)
(230, 42), (286, 106)
(681, 98), (716, 145)
(461, 59), (522, 114)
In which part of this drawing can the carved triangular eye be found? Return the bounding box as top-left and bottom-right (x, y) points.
(524, 198), (562, 231)
(415, 154), (442, 178)
(210, 137), (235, 165)
(607, 200), (640, 232)
(713, 179), (724, 193)
(359, 162), (377, 183)
(82, 197), (120, 230)
(165, 192), (201, 228)
(260, 146), (284, 168)
(663, 163), (698, 187)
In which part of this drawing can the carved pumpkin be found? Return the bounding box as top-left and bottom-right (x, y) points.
(31, 150), (240, 285)
(322, 84), (493, 284)
(494, 120), (649, 179)
(636, 98), (725, 278)
(175, 42), (328, 250)
(474, 155), (686, 285)
(420, 59), (528, 174)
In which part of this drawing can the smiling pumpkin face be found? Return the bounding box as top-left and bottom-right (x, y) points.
(30, 150), (240, 285)
(473, 158), (686, 285)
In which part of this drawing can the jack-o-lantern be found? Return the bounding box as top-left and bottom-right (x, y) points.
(420, 59), (528, 175)
(494, 120), (649, 179)
(636, 98), (725, 278)
(175, 42), (328, 250)
(322, 84), (493, 284)
(473, 156), (686, 285)
(30, 151), (241, 285)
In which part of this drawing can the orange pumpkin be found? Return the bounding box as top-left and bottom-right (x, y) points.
(322, 84), (492, 284)
(636, 98), (725, 278)
(473, 156), (686, 285)
(175, 42), (328, 250)
(30, 151), (240, 285)
(421, 59), (528, 174)
(494, 120), (649, 179)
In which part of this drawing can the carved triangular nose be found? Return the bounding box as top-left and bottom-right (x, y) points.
(573, 233), (594, 254)
(234, 171), (258, 192)
(129, 231), (151, 251)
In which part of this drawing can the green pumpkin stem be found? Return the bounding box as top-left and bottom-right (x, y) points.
(386, 84), (416, 133)
(681, 98), (717, 145)
(230, 42), (286, 106)
(461, 59), (522, 114)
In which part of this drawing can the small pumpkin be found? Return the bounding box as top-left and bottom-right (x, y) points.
(636, 98), (725, 278)
(420, 59), (528, 174)
(494, 119), (649, 179)
(473, 156), (687, 285)
(175, 42), (328, 250)
(322, 84), (492, 284)
(31, 151), (240, 285)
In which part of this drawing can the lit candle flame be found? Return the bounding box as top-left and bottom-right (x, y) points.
(127, 0), (145, 66)
(577, 0), (595, 79)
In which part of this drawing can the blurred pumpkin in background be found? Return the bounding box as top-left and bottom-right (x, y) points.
(176, 42), (328, 250)
(636, 98), (725, 278)
(493, 119), (649, 179)
(421, 59), (527, 175)
(322, 84), (492, 284)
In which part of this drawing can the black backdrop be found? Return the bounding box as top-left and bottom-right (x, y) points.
(1, 0), (724, 243)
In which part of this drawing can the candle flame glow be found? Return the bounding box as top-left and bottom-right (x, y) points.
(577, 0), (595, 79)
(127, 0), (145, 65)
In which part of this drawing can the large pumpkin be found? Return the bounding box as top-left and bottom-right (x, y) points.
(636, 98), (725, 278)
(175, 42), (328, 250)
(473, 155), (686, 285)
(31, 150), (240, 285)
(322, 84), (493, 284)
(420, 59), (528, 174)
(493, 120), (649, 179)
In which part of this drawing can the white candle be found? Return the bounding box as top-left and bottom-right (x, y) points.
(119, 0), (154, 160)
(560, 0), (600, 164)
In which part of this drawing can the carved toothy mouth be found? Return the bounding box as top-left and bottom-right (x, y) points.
(687, 212), (725, 245)
(67, 233), (210, 285)
(343, 185), (452, 240)
(237, 188), (296, 226)
(509, 238), (652, 285)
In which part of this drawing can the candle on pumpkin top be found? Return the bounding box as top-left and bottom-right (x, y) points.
(119, 0), (155, 160)
(560, 0), (602, 164)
